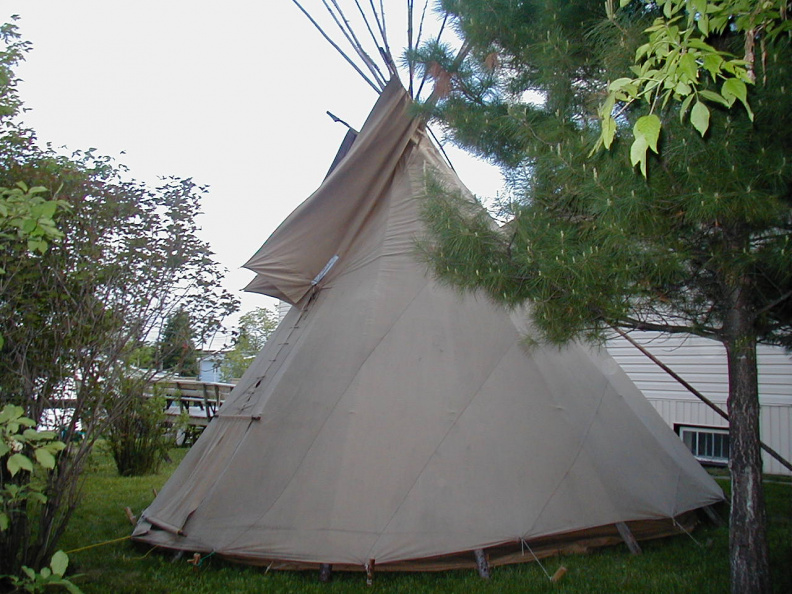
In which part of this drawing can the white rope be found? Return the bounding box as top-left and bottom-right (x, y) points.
(673, 517), (704, 548)
(521, 538), (553, 581)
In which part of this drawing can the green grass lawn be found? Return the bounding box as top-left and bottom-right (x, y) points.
(57, 445), (791, 593)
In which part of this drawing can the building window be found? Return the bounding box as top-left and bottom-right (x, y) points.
(676, 425), (730, 465)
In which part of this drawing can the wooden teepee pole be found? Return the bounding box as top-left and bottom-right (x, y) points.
(367, 0), (389, 61)
(407, 0), (414, 96)
(378, 0), (391, 59)
(353, 0), (390, 67)
(324, 0), (388, 88)
(290, 0), (382, 93)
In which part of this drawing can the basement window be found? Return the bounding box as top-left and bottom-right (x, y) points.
(676, 425), (730, 465)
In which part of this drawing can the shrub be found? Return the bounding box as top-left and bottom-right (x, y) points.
(105, 382), (169, 477)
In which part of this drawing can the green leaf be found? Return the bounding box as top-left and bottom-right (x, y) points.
(0, 404), (23, 423)
(722, 77), (745, 104)
(0, 511), (9, 531)
(630, 135), (650, 177)
(601, 115), (617, 149)
(688, 38), (719, 52)
(679, 93), (695, 121)
(600, 92), (616, 119)
(722, 77), (754, 120)
(38, 201), (57, 219)
(634, 114), (661, 153)
(25, 429), (57, 441)
(608, 77), (634, 92)
(699, 89), (730, 106)
(709, 15), (730, 33)
(35, 447), (57, 469)
(630, 114), (662, 177)
(7, 453), (34, 476)
(690, 101), (710, 136)
(28, 491), (47, 504)
(50, 551), (69, 577)
(697, 14), (710, 36)
(635, 42), (651, 63)
(679, 53), (698, 81)
(27, 238), (48, 253)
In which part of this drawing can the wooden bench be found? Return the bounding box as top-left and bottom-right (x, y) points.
(146, 379), (235, 427)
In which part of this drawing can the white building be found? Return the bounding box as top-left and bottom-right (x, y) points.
(607, 333), (792, 476)
(198, 351), (226, 384)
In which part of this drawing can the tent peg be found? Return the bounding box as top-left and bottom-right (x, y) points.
(365, 559), (375, 586)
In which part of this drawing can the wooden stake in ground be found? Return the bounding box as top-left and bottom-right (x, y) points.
(473, 548), (490, 579)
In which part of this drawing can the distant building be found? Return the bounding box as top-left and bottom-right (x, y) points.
(197, 351), (227, 383)
(277, 300), (291, 322)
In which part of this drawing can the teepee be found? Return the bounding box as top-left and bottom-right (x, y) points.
(132, 76), (723, 572)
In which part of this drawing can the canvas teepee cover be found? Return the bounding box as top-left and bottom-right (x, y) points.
(133, 79), (723, 570)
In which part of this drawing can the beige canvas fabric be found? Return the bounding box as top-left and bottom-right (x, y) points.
(133, 79), (724, 569)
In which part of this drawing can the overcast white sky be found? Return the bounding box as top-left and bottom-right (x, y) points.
(5, 1), (503, 344)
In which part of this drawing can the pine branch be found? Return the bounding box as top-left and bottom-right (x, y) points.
(416, 13), (448, 100)
(754, 289), (792, 318)
(617, 315), (721, 340)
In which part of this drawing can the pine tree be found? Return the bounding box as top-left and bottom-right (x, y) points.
(157, 309), (199, 377)
(415, 2), (791, 592)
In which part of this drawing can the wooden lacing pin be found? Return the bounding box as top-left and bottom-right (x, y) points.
(124, 507), (137, 525)
(365, 559), (375, 586)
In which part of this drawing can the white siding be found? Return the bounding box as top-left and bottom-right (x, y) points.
(277, 300), (292, 322)
(198, 355), (223, 383)
(607, 332), (792, 476)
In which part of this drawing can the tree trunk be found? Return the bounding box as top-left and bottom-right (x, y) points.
(724, 287), (771, 594)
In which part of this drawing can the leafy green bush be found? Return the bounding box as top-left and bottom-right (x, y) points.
(2, 550), (82, 593)
(0, 405), (81, 591)
(105, 383), (169, 477)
